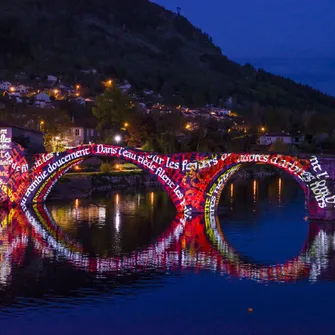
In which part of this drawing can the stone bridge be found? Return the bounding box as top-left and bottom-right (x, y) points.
(1, 140), (335, 220)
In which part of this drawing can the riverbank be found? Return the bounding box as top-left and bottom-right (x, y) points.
(48, 166), (278, 201)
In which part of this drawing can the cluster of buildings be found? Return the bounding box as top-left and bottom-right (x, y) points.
(0, 78), (95, 108)
(0, 76), (322, 154)
(0, 76), (101, 151)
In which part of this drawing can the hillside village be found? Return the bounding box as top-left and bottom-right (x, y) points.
(0, 72), (333, 156)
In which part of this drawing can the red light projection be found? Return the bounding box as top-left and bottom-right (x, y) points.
(0, 205), (330, 284)
(0, 141), (334, 220)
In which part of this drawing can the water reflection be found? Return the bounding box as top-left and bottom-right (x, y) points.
(0, 178), (334, 313)
(0, 202), (332, 291)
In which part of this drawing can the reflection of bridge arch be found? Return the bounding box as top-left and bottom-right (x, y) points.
(203, 213), (314, 282)
(1, 143), (335, 220)
(9, 205), (334, 283)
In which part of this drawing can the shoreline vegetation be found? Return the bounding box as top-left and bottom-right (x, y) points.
(49, 166), (279, 201)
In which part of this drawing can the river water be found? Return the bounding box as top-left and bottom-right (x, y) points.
(0, 176), (334, 334)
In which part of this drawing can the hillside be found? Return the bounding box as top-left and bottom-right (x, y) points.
(1, 0), (335, 115)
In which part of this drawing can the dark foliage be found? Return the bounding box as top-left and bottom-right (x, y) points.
(0, 0), (335, 114)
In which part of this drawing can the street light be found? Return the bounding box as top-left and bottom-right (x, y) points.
(55, 136), (60, 152)
(39, 120), (44, 132)
(261, 126), (265, 132)
(104, 80), (112, 87)
(124, 122), (129, 128)
(114, 135), (121, 144)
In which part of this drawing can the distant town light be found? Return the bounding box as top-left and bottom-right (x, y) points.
(53, 89), (59, 94)
(261, 126), (265, 132)
(9, 86), (15, 92)
(185, 123), (191, 130)
(76, 85), (80, 90)
(104, 79), (113, 87)
(124, 122), (129, 128)
(39, 120), (44, 132)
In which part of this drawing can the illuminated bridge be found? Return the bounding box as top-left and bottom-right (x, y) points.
(1, 136), (335, 220)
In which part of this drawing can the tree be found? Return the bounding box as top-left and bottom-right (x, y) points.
(92, 84), (136, 143)
(11, 104), (72, 152)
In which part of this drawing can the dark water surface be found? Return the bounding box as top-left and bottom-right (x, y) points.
(0, 176), (334, 334)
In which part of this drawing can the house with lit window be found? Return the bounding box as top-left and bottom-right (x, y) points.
(16, 85), (29, 94)
(0, 82), (11, 91)
(259, 133), (304, 146)
(65, 117), (100, 148)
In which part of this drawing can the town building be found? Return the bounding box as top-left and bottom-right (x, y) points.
(0, 82), (11, 91)
(65, 117), (100, 148)
(34, 92), (51, 108)
(47, 75), (57, 83)
(16, 85), (29, 94)
(259, 133), (304, 146)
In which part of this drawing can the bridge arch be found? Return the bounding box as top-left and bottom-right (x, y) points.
(20, 144), (186, 211)
(199, 153), (322, 218)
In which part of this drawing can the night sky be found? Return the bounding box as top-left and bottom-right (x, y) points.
(153, 0), (335, 96)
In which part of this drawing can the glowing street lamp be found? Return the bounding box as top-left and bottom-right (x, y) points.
(104, 80), (112, 87)
(54, 136), (60, 152)
(9, 86), (15, 92)
(114, 135), (121, 144)
(124, 122), (129, 128)
(261, 126), (265, 132)
(39, 120), (44, 132)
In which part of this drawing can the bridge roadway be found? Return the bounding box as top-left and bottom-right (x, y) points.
(1, 142), (335, 220)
